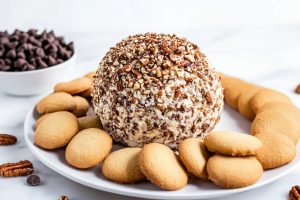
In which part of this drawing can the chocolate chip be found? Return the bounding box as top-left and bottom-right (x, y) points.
(0, 31), (9, 37)
(6, 49), (16, 59)
(0, 46), (5, 57)
(28, 29), (38, 36)
(14, 58), (27, 69)
(27, 64), (35, 71)
(47, 56), (56, 66)
(10, 35), (19, 42)
(26, 174), (41, 186)
(29, 36), (41, 47)
(46, 44), (58, 53)
(35, 48), (45, 58)
(0, 59), (4, 67)
(0, 37), (9, 45)
(4, 58), (12, 65)
(56, 58), (63, 64)
(13, 29), (21, 36)
(67, 42), (74, 51)
(17, 51), (26, 59)
(0, 65), (10, 71)
(36, 58), (47, 68)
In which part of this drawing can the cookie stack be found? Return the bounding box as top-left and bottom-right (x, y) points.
(221, 73), (299, 169)
(34, 72), (112, 169)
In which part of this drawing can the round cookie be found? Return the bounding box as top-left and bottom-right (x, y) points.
(138, 143), (188, 191)
(178, 138), (210, 179)
(34, 111), (79, 149)
(84, 71), (96, 80)
(224, 87), (241, 110)
(207, 155), (263, 189)
(78, 116), (102, 131)
(79, 86), (92, 99)
(102, 148), (146, 183)
(66, 128), (112, 169)
(256, 102), (300, 128)
(222, 77), (252, 110)
(72, 96), (89, 117)
(237, 85), (260, 120)
(35, 113), (52, 129)
(54, 77), (92, 95)
(250, 89), (293, 113)
(251, 110), (300, 144)
(204, 131), (262, 156)
(255, 133), (296, 169)
(36, 92), (77, 114)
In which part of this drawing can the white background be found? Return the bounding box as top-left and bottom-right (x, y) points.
(1, 0), (300, 199)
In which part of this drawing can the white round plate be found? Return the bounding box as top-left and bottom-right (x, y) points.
(24, 104), (300, 199)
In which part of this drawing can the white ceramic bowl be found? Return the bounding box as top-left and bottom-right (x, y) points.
(0, 52), (76, 96)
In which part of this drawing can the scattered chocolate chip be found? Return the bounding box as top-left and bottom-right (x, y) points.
(27, 174), (41, 186)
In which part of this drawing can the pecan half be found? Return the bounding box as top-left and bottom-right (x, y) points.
(0, 134), (17, 145)
(289, 185), (300, 200)
(0, 160), (34, 177)
(295, 84), (300, 94)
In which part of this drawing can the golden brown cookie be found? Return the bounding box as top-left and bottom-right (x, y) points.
(207, 155), (263, 189)
(222, 77), (251, 110)
(102, 148), (146, 183)
(78, 116), (102, 131)
(72, 96), (89, 117)
(255, 133), (296, 169)
(79, 86), (92, 99)
(178, 138), (210, 179)
(34, 111), (79, 149)
(256, 102), (300, 127)
(66, 128), (112, 169)
(84, 71), (96, 80)
(237, 85), (260, 120)
(138, 143), (188, 191)
(250, 89), (293, 113)
(251, 110), (300, 144)
(204, 131), (262, 156)
(36, 92), (77, 114)
(54, 77), (92, 95)
(35, 113), (52, 129)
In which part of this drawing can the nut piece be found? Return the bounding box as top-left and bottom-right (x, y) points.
(295, 84), (300, 94)
(58, 196), (69, 200)
(0, 134), (17, 145)
(289, 185), (300, 200)
(0, 160), (34, 177)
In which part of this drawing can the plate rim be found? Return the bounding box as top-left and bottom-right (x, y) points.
(24, 105), (300, 199)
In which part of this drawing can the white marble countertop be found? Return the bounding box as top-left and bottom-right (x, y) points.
(1, 0), (300, 198)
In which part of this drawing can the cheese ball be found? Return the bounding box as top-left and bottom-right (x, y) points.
(92, 33), (223, 148)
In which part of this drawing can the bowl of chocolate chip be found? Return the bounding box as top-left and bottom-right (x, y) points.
(0, 29), (76, 96)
